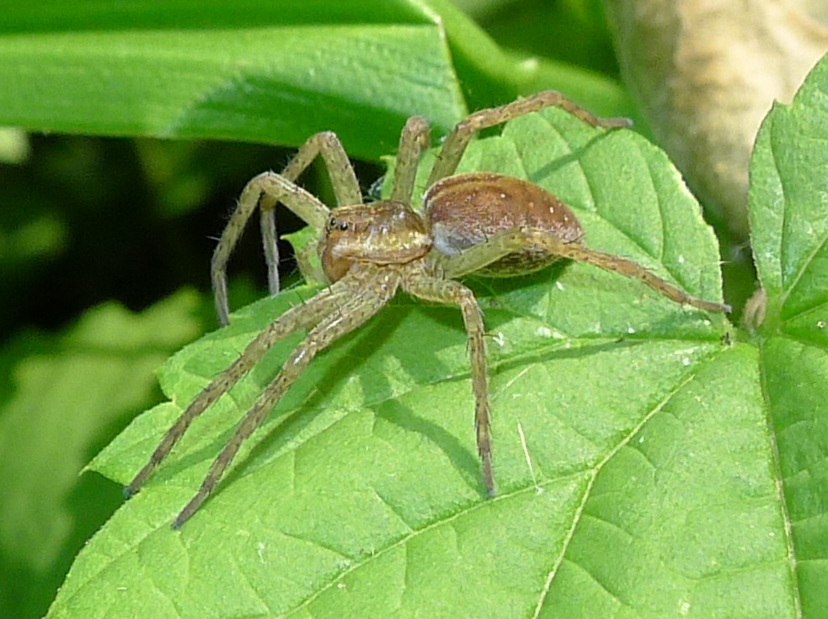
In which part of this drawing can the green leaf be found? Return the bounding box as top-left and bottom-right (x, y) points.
(0, 0), (464, 160)
(0, 291), (204, 619)
(0, 1), (633, 161)
(48, 96), (771, 617)
(748, 53), (828, 616)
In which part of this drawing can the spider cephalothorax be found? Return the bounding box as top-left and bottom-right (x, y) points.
(125, 91), (729, 528)
(320, 201), (431, 281)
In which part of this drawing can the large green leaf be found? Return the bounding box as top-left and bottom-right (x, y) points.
(47, 93), (777, 617)
(748, 54), (828, 618)
(0, 1), (461, 160)
(0, 291), (204, 619)
(0, 1), (633, 161)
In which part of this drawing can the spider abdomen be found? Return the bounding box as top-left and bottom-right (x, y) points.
(425, 172), (583, 276)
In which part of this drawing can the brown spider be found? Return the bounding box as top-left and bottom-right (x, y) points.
(124, 91), (730, 528)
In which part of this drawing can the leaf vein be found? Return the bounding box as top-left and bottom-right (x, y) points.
(531, 368), (701, 618)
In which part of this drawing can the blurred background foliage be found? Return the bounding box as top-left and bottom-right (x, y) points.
(0, 1), (757, 617)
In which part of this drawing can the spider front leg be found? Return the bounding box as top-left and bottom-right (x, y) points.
(402, 267), (494, 495)
(212, 131), (362, 325)
(125, 276), (358, 501)
(427, 90), (631, 187)
(173, 265), (401, 528)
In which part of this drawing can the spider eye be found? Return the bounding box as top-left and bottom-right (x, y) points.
(327, 216), (350, 233)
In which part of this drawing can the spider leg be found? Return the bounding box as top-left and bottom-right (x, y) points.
(529, 233), (732, 313)
(436, 228), (730, 313)
(390, 115), (431, 204)
(173, 266), (400, 528)
(427, 91), (631, 188)
(260, 206), (279, 296)
(212, 174), (330, 325)
(212, 132), (362, 325)
(401, 269), (494, 496)
(125, 278), (356, 499)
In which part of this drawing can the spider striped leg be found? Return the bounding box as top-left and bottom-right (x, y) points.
(390, 115), (431, 203)
(173, 268), (400, 527)
(402, 270), (494, 496)
(212, 174), (330, 325)
(212, 132), (361, 325)
(438, 228), (730, 313)
(125, 279), (354, 499)
(427, 91), (631, 187)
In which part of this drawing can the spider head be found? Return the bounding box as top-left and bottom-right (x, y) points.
(320, 201), (431, 282)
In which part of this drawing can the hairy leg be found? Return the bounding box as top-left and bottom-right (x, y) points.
(125, 278), (357, 498)
(437, 228), (730, 313)
(173, 267), (401, 527)
(212, 174), (331, 325)
(536, 234), (731, 312)
(402, 269), (494, 496)
(427, 91), (631, 188)
(390, 115), (431, 204)
(212, 132), (362, 325)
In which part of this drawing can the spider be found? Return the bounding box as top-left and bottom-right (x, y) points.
(125, 91), (730, 528)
